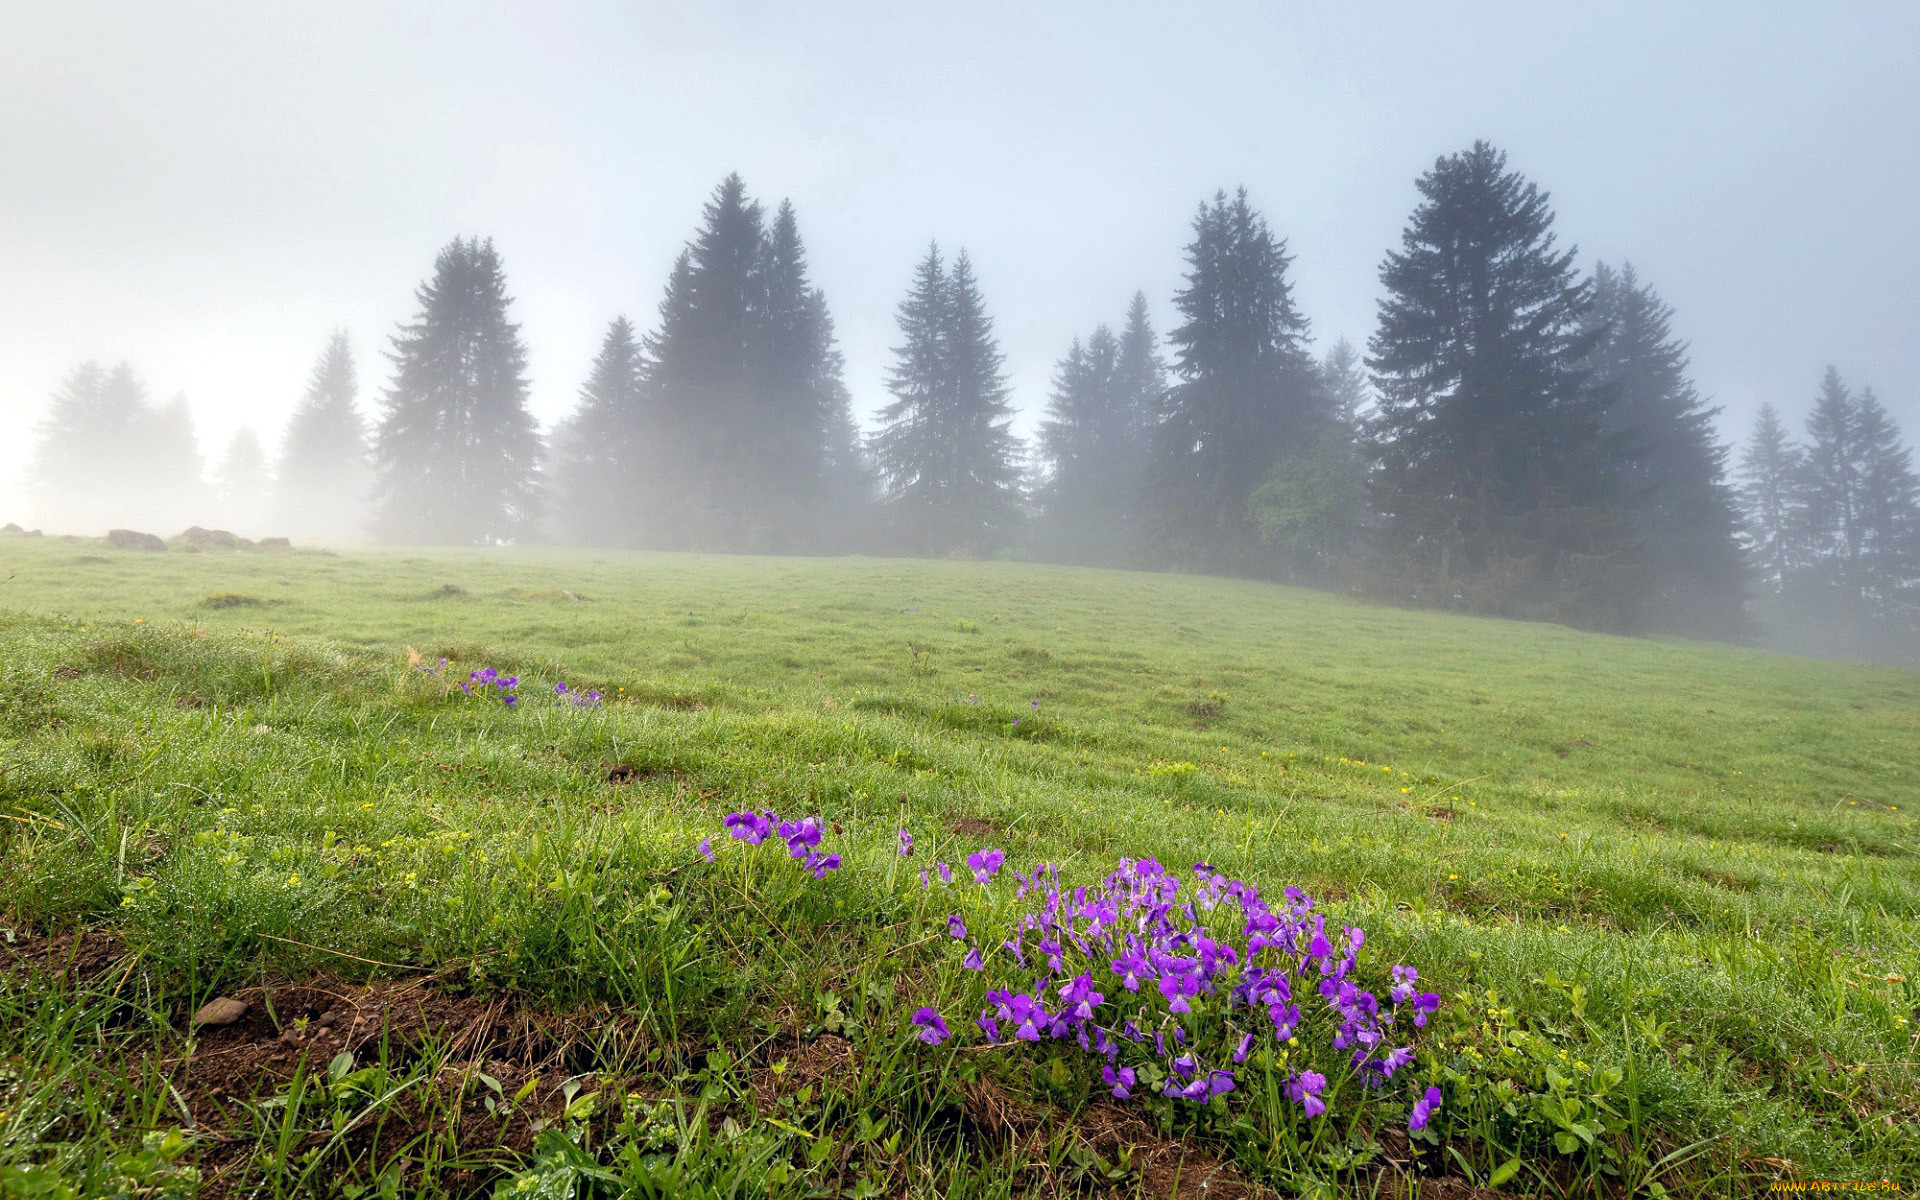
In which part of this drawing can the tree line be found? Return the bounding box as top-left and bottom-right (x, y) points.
(25, 146), (1920, 661)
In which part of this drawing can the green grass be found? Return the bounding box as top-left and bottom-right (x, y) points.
(0, 535), (1915, 1197)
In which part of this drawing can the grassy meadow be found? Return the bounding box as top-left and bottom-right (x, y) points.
(0, 534), (1915, 1197)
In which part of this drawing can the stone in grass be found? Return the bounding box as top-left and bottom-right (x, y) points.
(192, 996), (249, 1027)
(106, 529), (167, 552)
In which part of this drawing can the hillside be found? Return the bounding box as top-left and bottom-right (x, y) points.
(1, 536), (1915, 1196)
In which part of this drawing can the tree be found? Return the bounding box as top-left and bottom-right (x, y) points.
(1736, 403), (1804, 593)
(870, 244), (1024, 556)
(276, 331), (370, 540)
(1246, 339), (1372, 580)
(1142, 188), (1323, 573)
(145, 393), (209, 531)
(1848, 388), (1920, 624)
(371, 237), (542, 544)
(627, 178), (865, 552)
(550, 317), (647, 546)
(1035, 322), (1145, 565)
(1580, 263), (1748, 639)
(1798, 367), (1862, 590)
(1365, 142), (1636, 629)
(1319, 338), (1371, 430)
(27, 361), (153, 531)
(214, 428), (272, 529)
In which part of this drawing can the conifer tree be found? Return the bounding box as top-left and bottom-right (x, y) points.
(1319, 339), (1371, 431)
(1114, 292), (1167, 436)
(276, 331), (370, 539)
(1142, 188), (1322, 573)
(214, 428), (272, 528)
(1736, 403), (1804, 593)
(1847, 388), (1920, 621)
(146, 393), (209, 529)
(1581, 263), (1748, 639)
(871, 245), (1023, 555)
(28, 361), (153, 531)
(1799, 367), (1862, 589)
(371, 236), (542, 544)
(551, 317), (647, 546)
(1366, 142), (1635, 628)
(1036, 324), (1136, 564)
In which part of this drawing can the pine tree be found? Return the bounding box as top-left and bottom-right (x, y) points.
(642, 175), (766, 549)
(1799, 367), (1862, 591)
(146, 393), (209, 530)
(276, 331), (370, 540)
(1036, 324), (1137, 564)
(1736, 403), (1804, 593)
(27, 361), (153, 531)
(371, 236), (542, 544)
(870, 245), (1024, 556)
(214, 428), (272, 529)
(1581, 263), (1748, 639)
(1850, 388), (1920, 623)
(1366, 142), (1635, 628)
(1320, 338), (1371, 430)
(1114, 292), (1166, 437)
(550, 317), (647, 546)
(1142, 188), (1322, 573)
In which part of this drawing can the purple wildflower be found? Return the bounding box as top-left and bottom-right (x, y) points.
(910, 1008), (950, 1046)
(697, 839), (715, 863)
(898, 830), (914, 856)
(1287, 1071), (1328, 1119)
(946, 914), (967, 941)
(723, 811), (772, 845)
(966, 849), (1005, 884)
(1102, 1065), (1135, 1099)
(963, 946), (985, 971)
(1409, 1085), (1442, 1132)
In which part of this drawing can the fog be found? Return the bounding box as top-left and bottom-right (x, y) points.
(1, 2), (1916, 659)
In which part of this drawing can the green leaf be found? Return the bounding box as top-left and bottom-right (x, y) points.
(1489, 1157), (1522, 1188)
(1554, 1131), (1581, 1155)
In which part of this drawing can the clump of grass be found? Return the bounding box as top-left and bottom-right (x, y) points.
(200, 592), (266, 609)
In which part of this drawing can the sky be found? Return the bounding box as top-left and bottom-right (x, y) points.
(2, 0), (1916, 524)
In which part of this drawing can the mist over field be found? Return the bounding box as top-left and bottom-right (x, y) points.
(2, 5), (1918, 1196)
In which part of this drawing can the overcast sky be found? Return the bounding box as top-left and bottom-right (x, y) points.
(3, 1), (1916, 514)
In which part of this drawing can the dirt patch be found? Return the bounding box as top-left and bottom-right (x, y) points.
(749, 1032), (859, 1112)
(0, 928), (130, 985)
(950, 816), (1004, 838)
(961, 1078), (1271, 1199)
(604, 762), (678, 785)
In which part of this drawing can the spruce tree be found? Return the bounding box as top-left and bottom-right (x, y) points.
(1142, 188), (1322, 573)
(1849, 388), (1920, 623)
(371, 236), (542, 544)
(1581, 263), (1748, 639)
(1799, 367), (1862, 590)
(1114, 292), (1166, 439)
(550, 317), (647, 546)
(1320, 338), (1371, 430)
(1244, 338), (1371, 581)
(1366, 142), (1635, 628)
(1736, 403), (1804, 593)
(1036, 325), (1135, 564)
(146, 393), (209, 530)
(871, 245), (1023, 556)
(214, 428), (272, 528)
(276, 331), (370, 540)
(28, 361), (153, 531)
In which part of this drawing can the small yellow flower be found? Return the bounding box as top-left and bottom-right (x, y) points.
(1448, 873), (1459, 880)
(285, 874), (302, 888)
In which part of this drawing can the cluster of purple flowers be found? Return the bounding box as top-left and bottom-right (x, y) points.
(719, 810), (842, 879)
(462, 667), (520, 708)
(552, 682), (605, 709)
(699, 813), (1444, 1134)
(916, 851), (1442, 1130)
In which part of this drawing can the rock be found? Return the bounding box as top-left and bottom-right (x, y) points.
(177, 526), (253, 550)
(106, 529), (167, 552)
(192, 996), (249, 1026)
(258, 536), (291, 549)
